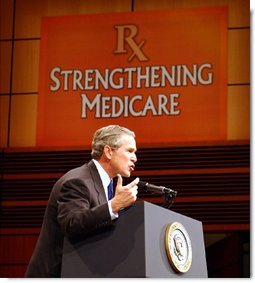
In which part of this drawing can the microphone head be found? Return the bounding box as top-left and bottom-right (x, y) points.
(137, 181), (148, 190)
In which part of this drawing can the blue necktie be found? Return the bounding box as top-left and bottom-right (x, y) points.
(107, 180), (114, 200)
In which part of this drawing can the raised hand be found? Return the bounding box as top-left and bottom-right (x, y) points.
(111, 174), (139, 213)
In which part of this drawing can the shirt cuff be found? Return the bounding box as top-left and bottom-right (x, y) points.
(108, 200), (118, 220)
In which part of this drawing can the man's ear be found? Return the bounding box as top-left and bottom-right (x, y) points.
(103, 145), (113, 160)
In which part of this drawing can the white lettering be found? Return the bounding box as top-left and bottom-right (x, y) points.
(142, 95), (157, 116)
(198, 64), (213, 84)
(50, 67), (61, 91)
(49, 64), (214, 91)
(170, 93), (180, 115)
(80, 93), (181, 119)
(111, 96), (123, 117)
(81, 93), (101, 118)
(129, 95), (143, 116)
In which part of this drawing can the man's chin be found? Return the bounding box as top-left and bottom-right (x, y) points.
(123, 172), (131, 178)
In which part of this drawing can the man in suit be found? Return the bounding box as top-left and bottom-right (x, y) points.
(25, 125), (139, 277)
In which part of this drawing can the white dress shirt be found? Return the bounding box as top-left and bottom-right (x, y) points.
(92, 159), (118, 220)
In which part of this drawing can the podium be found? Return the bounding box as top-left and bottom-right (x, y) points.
(61, 201), (207, 278)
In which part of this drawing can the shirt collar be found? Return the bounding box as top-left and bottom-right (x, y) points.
(92, 159), (111, 190)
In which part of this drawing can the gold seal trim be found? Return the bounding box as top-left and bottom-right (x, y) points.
(165, 222), (192, 273)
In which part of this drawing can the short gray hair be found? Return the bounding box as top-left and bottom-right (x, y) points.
(91, 125), (135, 160)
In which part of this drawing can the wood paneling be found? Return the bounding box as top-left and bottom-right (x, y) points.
(12, 40), (39, 93)
(0, 265), (27, 278)
(228, 85), (250, 140)
(0, 41), (12, 93)
(0, 141), (250, 277)
(0, 235), (38, 263)
(0, 142), (249, 229)
(0, 96), (9, 147)
(0, 0), (14, 39)
(14, 0), (132, 39)
(9, 95), (37, 147)
(134, 0), (250, 27)
(0, 0), (251, 147)
(0, 0), (250, 278)
(228, 29), (250, 84)
(206, 233), (248, 277)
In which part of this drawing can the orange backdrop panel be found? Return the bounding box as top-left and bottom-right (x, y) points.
(36, 7), (227, 146)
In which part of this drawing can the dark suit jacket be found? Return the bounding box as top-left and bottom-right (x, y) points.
(25, 160), (113, 278)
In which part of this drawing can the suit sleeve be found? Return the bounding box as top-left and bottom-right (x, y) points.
(56, 178), (114, 238)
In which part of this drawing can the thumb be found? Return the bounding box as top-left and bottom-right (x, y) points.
(116, 174), (123, 187)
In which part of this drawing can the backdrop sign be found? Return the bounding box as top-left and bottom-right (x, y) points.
(36, 7), (227, 146)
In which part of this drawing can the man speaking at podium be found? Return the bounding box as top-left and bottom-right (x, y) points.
(25, 125), (139, 278)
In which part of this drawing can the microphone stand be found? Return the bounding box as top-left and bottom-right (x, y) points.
(161, 190), (177, 209)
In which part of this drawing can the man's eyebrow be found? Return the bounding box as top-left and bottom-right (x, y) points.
(129, 146), (137, 152)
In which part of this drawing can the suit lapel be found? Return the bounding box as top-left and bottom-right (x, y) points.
(88, 160), (107, 204)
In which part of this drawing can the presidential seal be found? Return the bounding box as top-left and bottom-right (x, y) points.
(165, 222), (192, 273)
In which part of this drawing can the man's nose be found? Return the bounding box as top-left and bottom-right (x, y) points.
(131, 152), (137, 163)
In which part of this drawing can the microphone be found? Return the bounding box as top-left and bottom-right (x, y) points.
(138, 181), (177, 197)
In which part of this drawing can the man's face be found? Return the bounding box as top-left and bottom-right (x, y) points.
(110, 134), (137, 178)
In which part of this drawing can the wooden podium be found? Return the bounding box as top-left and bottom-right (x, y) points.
(61, 201), (207, 278)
